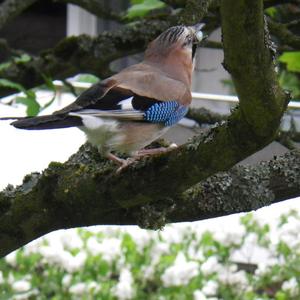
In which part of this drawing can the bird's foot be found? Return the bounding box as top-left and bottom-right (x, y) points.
(106, 153), (137, 173)
(136, 143), (178, 157)
(107, 144), (177, 173)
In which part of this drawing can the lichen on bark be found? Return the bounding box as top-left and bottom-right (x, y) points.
(0, 0), (293, 257)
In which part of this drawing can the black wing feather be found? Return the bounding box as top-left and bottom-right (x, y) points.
(9, 82), (163, 130)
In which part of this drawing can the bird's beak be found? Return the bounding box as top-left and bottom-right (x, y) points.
(188, 23), (207, 43)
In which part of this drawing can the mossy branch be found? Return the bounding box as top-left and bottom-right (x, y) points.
(1, 144), (300, 257)
(0, 0), (38, 30)
(268, 19), (300, 50)
(0, 20), (170, 97)
(0, 0), (290, 256)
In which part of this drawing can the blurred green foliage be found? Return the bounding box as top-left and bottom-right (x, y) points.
(126, 0), (166, 19)
(1, 212), (300, 299)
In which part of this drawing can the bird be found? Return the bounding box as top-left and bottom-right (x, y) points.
(1, 23), (205, 172)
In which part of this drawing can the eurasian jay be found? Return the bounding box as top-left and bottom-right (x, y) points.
(2, 24), (205, 171)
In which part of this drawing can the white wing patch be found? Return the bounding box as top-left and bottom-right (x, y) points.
(118, 97), (134, 109)
(69, 112), (118, 131)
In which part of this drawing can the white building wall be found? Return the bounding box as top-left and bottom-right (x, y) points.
(67, 4), (97, 36)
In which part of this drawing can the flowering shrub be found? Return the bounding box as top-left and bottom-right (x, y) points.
(1, 211), (300, 300)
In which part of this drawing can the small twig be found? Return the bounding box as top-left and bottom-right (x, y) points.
(62, 79), (78, 97)
(268, 18), (300, 50)
(0, 0), (38, 30)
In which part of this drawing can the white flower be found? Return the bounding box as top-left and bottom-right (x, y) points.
(63, 252), (87, 273)
(12, 280), (31, 292)
(69, 282), (87, 295)
(87, 237), (121, 263)
(187, 241), (205, 261)
(87, 281), (101, 293)
(39, 245), (64, 265)
(194, 290), (207, 300)
(202, 280), (218, 296)
(219, 268), (249, 289)
(62, 274), (72, 287)
(60, 230), (83, 250)
(244, 232), (258, 246)
(8, 273), (15, 284)
(214, 226), (245, 246)
(112, 268), (135, 300)
(282, 277), (299, 296)
(160, 226), (183, 244)
(141, 265), (155, 280)
(200, 256), (220, 276)
(23, 237), (44, 255)
(161, 252), (199, 287)
(151, 242), (170, 264)
(152, 242), (170, 255)
(128, 228), (153, 253)
(254, 262), (269, 276)
(40, 246), (86, 273)
(5, 251), (17, 267)
(11, 289), (38, 300)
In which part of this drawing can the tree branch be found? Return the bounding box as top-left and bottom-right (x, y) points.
(268, 19), (300, 50)
(0, 0), (221, 97)
(263, 0), (300, 8)
(0, 38), (23, 63)
(187, 107), (227, 125)
(1, 144), (299, 257)
(162, 149), (300, 224)
(0, 20), (170, 97)
(54, 0), (123, 22)
(0, 0), (289, 256)
(0, 0), (38, 30)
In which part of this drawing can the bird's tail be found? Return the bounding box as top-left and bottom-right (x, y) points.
(0, 114), (82, 130)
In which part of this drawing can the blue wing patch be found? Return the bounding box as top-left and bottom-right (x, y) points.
(143, 101), (188, 126)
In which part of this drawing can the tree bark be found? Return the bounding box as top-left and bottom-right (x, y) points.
(0, 0), (38, 30)
(1, 144), (299, 257)
(0, 20), (170, 97)
(0, 0), (291, 256)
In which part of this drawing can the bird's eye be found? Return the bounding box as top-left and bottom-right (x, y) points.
(185, 35), (193, 45)
(196, 31), (204, 42)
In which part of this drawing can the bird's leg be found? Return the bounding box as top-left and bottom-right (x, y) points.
(136, 143), (178, 157)
(106, 152), (137, 173)
(107, 143), (177, 173)
(106, 152), (126, 165)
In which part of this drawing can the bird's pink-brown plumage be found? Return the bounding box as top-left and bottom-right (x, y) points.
(1, 24), (205, 170)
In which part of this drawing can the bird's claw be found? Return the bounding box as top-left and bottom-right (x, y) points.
(107, 144), (177, 173)
(136, 143), (178, 157)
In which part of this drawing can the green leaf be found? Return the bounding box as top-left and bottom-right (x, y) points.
(16, 92), (40, 116)
(275, 291), (287, 300)
(0, 61), (11, 72)
(279, 52), (300, 73)
(279, 70), (300, 99)
(14, 54), (31, 64)
(0, 78), (25, 92)
(76, 73), (100, 84)
(0, 54), (31, 73)
(126, 0), (165, 19)
(265, 7), (277, 18)
(130, 0), (144, 4)
(42, 74), (56, 91)
(41, 74), (57, 110)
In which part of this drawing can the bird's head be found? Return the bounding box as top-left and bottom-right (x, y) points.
(144, 23), (206, 84)
(145, 23), (205, 61)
